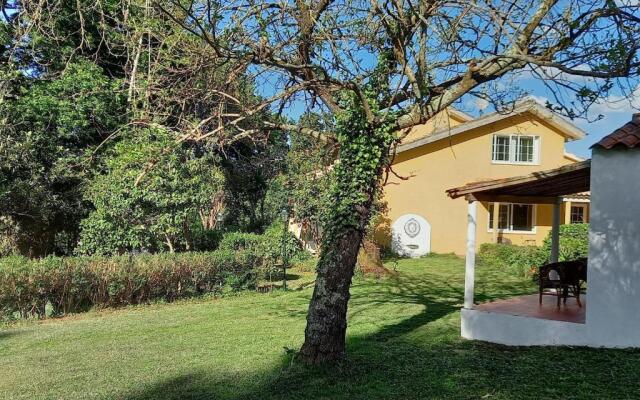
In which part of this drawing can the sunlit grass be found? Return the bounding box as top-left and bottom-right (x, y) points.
(1, 254), (639, 399)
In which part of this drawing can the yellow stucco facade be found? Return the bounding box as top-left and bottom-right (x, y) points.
(377, 109), (589, 255)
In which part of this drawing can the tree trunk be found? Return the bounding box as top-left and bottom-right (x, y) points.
(164, 233), (175, 253)
(300, 115), (391, 364)
(183, 221), (192, 251)
(299, 225), (365, 363)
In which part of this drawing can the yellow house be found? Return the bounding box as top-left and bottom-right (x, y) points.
(377, 100), (590, 256)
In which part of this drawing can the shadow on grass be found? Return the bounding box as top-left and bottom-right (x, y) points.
(121, 261), (640, 400)
(121, 277), (461, 399)
(0, 330), (18, 341)
(268, 273), (302, 281)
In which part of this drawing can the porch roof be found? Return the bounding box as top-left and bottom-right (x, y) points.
(446, 160), (591, 204)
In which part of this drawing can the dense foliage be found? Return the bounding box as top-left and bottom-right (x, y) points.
(77, 128), (226, 255)
(0, 2), (302, 257)
(219, 222), (308, 273)
(0, 61), (126, 256)
(477, 243), (547, 277)
(282, 113), (336, 243)
(0, 224), (307, 320)
(542, 223), (590, 262)
(0, 251), (247, 319)
(478, 223), (590, 277)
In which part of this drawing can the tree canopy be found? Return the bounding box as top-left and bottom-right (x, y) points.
(0, 0), (296, 256)
(157, 0), (640, 363)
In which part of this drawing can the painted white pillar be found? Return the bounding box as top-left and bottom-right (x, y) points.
(550, 197), (561, 263)
(492, 202), (500, 243)
(464, 200), (477, 309)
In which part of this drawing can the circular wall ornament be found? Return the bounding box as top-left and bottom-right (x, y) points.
(391, 214), (431, 258)
(404, 218), (421, 238)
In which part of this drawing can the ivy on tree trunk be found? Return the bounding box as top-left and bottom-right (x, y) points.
(300, 97), (395, 363)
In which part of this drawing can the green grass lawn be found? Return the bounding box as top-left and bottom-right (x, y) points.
(2, 254), (640, 400)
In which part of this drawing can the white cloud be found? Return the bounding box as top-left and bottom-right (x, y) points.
(512, 64), (595, 86)
(475, 97), (489, 111)
(526, 94), (552, 106)
(582, 86), (640, 119)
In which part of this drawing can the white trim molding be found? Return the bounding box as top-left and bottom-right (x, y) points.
(487, 202), (538, 235)
(491, 134), (541, 165)
(397, 99), (586, 155)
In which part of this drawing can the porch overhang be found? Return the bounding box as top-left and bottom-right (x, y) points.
(446, 160), (594, 346)
(446, 160), (591, 203)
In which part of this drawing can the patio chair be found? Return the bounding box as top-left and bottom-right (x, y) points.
(539, 259), (587, 308)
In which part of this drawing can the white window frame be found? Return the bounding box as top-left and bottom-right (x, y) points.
(487, 203), (537, 234)
(570, 204), (588, 224)
(491, 134), (541, 165)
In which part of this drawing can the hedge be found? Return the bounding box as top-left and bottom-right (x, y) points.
(0, 250), (258, 320)
(541, 223), (589, 262)
(0, 223), (309, 320)
(478, 223), (589, 277)
(477, 243), (547, 277)
(218, 223), (307, 274)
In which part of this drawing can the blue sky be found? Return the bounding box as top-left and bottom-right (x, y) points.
(504, 70), (639, 158)
(454, 69), (640, 158)
(566, 110), (635, 158)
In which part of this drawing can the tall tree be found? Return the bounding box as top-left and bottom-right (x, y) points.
(0, 60), (125, 256)
(77, 128), (226, 255)
(161, 0), (640, 363)
(1, 0), (129, 256)
(1, 0), (281, 255)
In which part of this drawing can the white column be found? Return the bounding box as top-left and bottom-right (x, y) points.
(550, 197), (561, 263)
(464, 200), (477, 309)
(492, 202), (500, 243)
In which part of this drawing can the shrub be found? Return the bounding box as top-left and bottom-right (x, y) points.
(218, 232), (264, 253)
(260, 222), (307, 264)
(0, 250), (258, 320)
(218, 223), (307, 277)
(542, 223), (589, 261)
(477, 243), (547, 277)
(478, 224), (590, 277)
(0, 223), (312, 320)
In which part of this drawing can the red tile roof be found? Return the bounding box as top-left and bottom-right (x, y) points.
(593, 113), (640, 149)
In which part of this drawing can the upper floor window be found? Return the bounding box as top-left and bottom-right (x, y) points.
(492, 134), (540, 164)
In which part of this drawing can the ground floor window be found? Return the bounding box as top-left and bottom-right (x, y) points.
(488, 203), (536, 232)
(570, 204), (587, 224)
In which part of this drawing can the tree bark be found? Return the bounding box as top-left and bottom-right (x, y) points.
(299, 224), (366, 363)
(164, 233), (175, 253)
(300, 121), (389, 364)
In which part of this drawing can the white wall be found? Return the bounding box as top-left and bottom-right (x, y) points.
(586, 147), (640, 346)
(461, 309), (588, 346)
(462, 147), (640, 348)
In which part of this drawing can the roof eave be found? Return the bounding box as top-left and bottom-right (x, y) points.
(563, 152), (585, 162)
(446, 160), (592, 200)
(396, 101), (586, 155)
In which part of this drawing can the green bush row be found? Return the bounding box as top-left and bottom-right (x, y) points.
(541, 223), (589, 262)
(478, 223), (589, 277)
(477, 243), (547, 277)
(0, 224), (308, 320)
(0, 251), (261, 320)
(218, 222), (308, 273)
